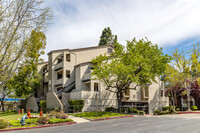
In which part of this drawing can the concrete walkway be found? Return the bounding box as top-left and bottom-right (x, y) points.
(68, 115), (91, 123)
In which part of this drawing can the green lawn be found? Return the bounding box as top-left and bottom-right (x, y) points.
(72, 112), (129, 119)
(0, 111), (73, 130)
(0, 112), (40, 121)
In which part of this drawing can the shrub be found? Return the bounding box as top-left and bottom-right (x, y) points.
(26, 119), (37, 124)
(48, 118), (73, 124)
(139, 111), (145, 115)
(0, 119), (8, 129)
(191, 106), (198, 110)
(68, 100), (84, 112)
(176, 108), (180, 111)
(9, 120), (21, 126)
(39, 101), (46, 110)
(37, 116), (49, 125)
(49, 111), (68, 119)
(162, 106), (173, 111)
(105, 107), (117, 112)
(154, 110), (161, 115)
(131, 108), (139, 114)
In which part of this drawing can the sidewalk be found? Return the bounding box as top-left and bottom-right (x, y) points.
(68, 115), (91, 123)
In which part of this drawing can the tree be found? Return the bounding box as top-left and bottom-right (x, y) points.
(165, 44), (200, 110)
(0, 0), (52, 90)
(98, 27), (117, 46)
(92, 38), (170, 111)
(10, 30), (46, 98)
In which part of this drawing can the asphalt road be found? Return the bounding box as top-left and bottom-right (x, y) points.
(5, 115), (200, 133)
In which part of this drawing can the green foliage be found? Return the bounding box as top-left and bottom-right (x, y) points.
(39, 101), (46, 109)
(25, 119), (37, 124)
(0, 0), (52, 95)
(9, 30), (46, 97)
(176, 108), (180, 111)
(128, 108), (139, 114)
(191, 106), (198, 110)
(93, 38), (171, 108)
(98, 27), (117, 46)
(48, 118), (73, 124)
(139, 111), (145, 115)
(37, 116), (49, 125)
(9, 120), (21, 126)
(105, 107), (117, 112)
(0, 119), (8, 129)
(73, 112), (128, 119)
(162, 106), (173, 111)
(68, 100), (84, 112)
(154, 110), (161, 115)
(54, 108), (60, 112)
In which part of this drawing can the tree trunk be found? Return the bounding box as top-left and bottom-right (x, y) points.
(1, 100), (5, 112)
(186, 82), (191, 110)
(170, 88), (175, 110)
(117, 92), (122, 113)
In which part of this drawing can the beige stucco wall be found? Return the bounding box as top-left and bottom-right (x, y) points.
(46, 92), (63, 111)
(26, 96), (39, 112)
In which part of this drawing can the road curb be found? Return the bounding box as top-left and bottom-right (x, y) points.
(177, 112), (200, 114)
(0, 122), (76, 132)
(92, 115), (134, 121)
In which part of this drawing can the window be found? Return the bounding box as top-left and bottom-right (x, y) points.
(94, 83), (98, 92)
(144, 86), (149, 98)
(160, 90), (164, 97)
(66, 54), (70, 61)
(107, 48), (113, 54)
(66, 70), (70, 78)
(57, 71), (63, 79)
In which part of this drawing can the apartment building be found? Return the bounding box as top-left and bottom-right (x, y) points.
(27, 45), (169, 114)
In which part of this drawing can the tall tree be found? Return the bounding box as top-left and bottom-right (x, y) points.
(0, 0), (52, 90)
(98, 27), (117, 46)
(166, 44), (200, 110)
(10, 30), (46, 98)
(92, 38), (170, 111)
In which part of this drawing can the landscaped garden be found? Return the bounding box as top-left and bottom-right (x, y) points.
(0, 110), (73, 129)
(72, 111), (131, 119)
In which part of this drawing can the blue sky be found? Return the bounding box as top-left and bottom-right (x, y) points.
(42, 0), (200, 60)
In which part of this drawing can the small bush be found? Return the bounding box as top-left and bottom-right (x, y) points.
(176, 108), (180, 111)
(68, 100), (84, 112)
(26, 119), (37, 124)
(139, 111), (145, 115)
(48, 118), (73, 124)
(191, 106), (198, 110)
(0, 119), (8, 129)
(37, 116), (49, 125)
(162, 106), (173, 111)
(105, 107), (117, 112)
(39, 101), (47, 110)
(154, 110), (161, 115)
(49, 111), (68, 119)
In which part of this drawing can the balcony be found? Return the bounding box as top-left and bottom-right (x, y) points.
(55, 78), (63, 87)
(82, 73), (91, 82)
(54, 62), (63, 71)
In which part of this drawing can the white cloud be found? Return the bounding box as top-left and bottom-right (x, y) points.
(42, 0), (200, 60)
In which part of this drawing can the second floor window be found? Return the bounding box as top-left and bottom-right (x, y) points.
(57, 71), (63, 79)
(66, 54), (70, 61)
(66, 70), (70, 78)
